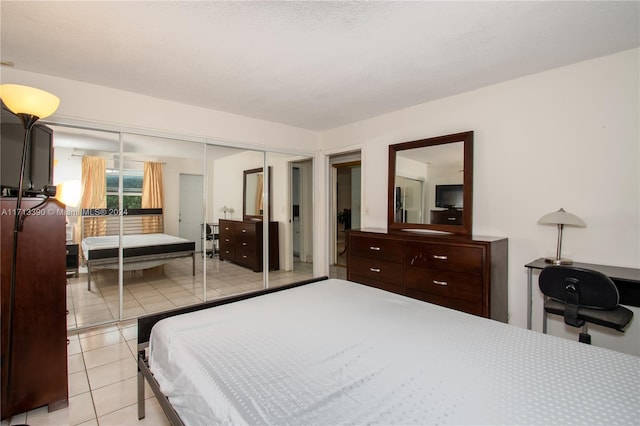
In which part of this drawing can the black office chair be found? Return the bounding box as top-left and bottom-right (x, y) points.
(539, 266), (633, 344)
(203, 224), (219, 258)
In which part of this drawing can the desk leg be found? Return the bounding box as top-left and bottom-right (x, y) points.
(527, 268), (533, 330)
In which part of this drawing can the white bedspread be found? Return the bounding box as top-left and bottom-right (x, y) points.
(149, 279), (640, 426)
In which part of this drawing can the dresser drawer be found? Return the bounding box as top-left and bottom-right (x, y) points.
(219, 223), (234, 239)
(237, 238), (256, 250)
(405, 267), (482, 303)
(405, 242), (483, 274)
(350, 255), (403, 284)
(352, 275), (404, 295)
(237, 223), (256, 239)
(219, 246), (236, 259)
(236, 248), (257, 265)
(349, 235), (404, 263)
(220, 235), (234, 249)
(407, 290), (484, 317)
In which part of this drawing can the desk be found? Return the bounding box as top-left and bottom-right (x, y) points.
(525, 258), (640, 330)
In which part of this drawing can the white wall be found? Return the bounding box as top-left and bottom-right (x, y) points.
(212, 151), (262, 224)
(321, 48), (640, 355)
(1, 69), (321, 153)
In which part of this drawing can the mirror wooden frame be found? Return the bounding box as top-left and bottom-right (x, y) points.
(243, 166), (272, 221)
(388, 131), (474, 236)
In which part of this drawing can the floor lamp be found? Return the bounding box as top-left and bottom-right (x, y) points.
(0, 84), (59, 412)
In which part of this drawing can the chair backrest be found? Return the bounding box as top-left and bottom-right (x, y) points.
(539, 266), (619, 310)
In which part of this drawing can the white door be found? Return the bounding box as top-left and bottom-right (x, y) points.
(179, 173), (204, 252)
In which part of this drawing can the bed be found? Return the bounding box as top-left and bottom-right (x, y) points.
(137, 277), (639, 425)
(81, 209), (196, 290)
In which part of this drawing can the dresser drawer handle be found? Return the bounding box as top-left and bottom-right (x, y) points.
(370, 267), (381, 273)
(242, 255), (248, 259)
(242, 242), (247, 246)
(447, 217), (457, 221)
(433, 255), (448, 260)
(369, 246), (381, 251)
(225, 238), (230, 242)
(433, 280), (448, 286)
(242, 229), (247, 233)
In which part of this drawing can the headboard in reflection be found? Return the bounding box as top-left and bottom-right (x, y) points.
(388, 131), (473, 236)
(243, 167), (272, 220)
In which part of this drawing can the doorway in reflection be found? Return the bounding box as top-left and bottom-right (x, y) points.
(331, 155), (361, 268)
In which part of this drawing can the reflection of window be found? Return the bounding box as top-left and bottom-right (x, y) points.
(106, 169), (143, 209)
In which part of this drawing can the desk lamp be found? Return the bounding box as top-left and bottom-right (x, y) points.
(220, 205), (234, 219)
(537, 208), (586, 265)
(0, 84), (60, 408)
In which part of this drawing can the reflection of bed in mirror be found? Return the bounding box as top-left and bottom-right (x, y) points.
(137, 278), (640, 426)
(81, 209), (195, 290)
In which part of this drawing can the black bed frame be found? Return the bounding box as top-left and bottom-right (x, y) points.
(81, 208), (196, 290)
(137, 276), (328, 425)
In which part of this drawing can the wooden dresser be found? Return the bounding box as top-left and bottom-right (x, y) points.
(218, 219), (279, 272)
(1, 197), (69, 419)
(347, 229), (508, 322)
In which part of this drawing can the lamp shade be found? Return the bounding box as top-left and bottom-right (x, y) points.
(55, 180), (82, 207)
(537, 208), (586, 227)
(0, 84), (60, 118)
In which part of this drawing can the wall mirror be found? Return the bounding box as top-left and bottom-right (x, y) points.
(388, 131), (473, 236)
(243, 167), (272, 220)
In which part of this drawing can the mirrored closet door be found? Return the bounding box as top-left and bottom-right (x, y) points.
(266, 152), (314, 289)
(52, 123), (316, 332)
(51, 125), (123, 330)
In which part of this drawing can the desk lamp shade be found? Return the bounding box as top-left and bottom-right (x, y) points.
(219, 205), (235, 218)
(0, 84), (60, 119)
(538, 208), (586, 265)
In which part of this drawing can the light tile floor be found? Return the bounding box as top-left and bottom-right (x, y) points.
(3, 257), (346, 425)
(67, 255), (316, 330)
(2, 321), (169, 426)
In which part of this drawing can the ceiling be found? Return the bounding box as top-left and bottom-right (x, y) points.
(1, 1), (638, 131)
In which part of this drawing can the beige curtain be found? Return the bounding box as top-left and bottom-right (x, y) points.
(255, 173), (264, 215)
(79, 156), (107, 237)
(142, 161), (164, 233)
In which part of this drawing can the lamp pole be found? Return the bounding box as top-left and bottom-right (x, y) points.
(554, 223), (564, 264)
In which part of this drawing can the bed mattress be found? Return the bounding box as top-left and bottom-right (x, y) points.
(82, 233), (194, 261)
(149, 278), (640, 425)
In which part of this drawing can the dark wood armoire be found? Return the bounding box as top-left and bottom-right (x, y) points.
(1, 197), (68, 419)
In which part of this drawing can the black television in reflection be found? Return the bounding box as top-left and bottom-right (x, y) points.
(435, 184), (463, 209)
